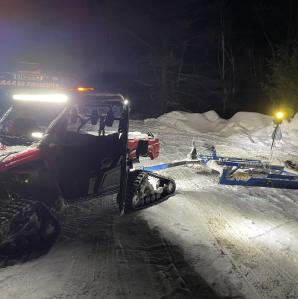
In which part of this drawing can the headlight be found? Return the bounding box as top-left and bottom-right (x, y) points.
(31, 132), (44, 139)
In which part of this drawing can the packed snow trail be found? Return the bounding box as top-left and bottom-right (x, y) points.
(0, 199), (217, 298)
(1, 111), (298, 298)
(141, 111), (298, 298)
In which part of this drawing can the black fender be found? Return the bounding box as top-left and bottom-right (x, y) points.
(0, 159), (64, 212)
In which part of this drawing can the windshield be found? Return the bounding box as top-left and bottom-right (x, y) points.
(0, 102), (64, 145)
(62, 103), (122, 136)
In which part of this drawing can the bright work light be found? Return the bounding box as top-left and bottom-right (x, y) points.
(31, 132), (44, 139)
(77, 87), (94, 92)
(275, 111), (284, 120)
(12, 94), (68, 103)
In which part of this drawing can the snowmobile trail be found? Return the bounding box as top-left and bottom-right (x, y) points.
(1, 117), (298, 298)
(143, 167), (298, 298)
(135, 119), (298, 299)
(0, 198), (218, 299)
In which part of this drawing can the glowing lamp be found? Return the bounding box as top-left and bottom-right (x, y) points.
(124, 99), (129, 106)
(77, 87), (94, 92)
(31, 132), (44, 139)
(275, 111), (284, 120)
(12, 94), (68, 103)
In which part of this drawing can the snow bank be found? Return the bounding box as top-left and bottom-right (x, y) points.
(288, 113), (298, 129)
(219, 112), (274, 138)
(228, 112), (272, 131)
(146, 110), (272, 134)
(145, 111), (298, 142)
(145, 111), (227, 134)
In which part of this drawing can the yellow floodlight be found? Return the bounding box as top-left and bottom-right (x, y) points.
(275, 111), (285, 120)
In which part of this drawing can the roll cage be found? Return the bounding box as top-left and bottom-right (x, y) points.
(46, 93), (129, 137)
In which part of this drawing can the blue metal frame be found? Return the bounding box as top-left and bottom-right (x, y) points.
(219, 169), (298, 189)
(143, 148), (298, 190)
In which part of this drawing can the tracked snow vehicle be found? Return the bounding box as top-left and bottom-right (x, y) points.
(0, 91), (175, 258)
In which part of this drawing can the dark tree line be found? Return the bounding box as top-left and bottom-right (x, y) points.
(85, 0), (298, 118)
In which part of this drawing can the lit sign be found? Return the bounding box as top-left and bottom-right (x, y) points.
(0, 70), (65, 89)
(0, 80), (63, 88)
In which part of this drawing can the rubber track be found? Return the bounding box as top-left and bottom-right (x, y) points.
(0, 198), (60, 258)
(0, 199), (34, 243)
(126, 170), (176, 212)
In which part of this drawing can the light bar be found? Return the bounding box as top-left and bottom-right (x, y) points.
(12, 94), (68, 103)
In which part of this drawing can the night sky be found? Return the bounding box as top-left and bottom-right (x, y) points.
(0, 1), (149, 77)
(0, 1), (296, 116)
(1, 1), (105, 76)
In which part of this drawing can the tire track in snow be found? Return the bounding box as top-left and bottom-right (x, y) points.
(182, 167), (298, 298)
(134, 119), (298, 298)
(172, 168), (261, 298)
(149, 162), (298, 298)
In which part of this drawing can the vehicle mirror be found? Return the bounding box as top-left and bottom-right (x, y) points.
(91, 110), (99, 125)
(105, 108), (114, 127)
(70, 108), (78, 124)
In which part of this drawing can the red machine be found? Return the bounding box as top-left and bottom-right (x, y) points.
(0, 91), (175, 262)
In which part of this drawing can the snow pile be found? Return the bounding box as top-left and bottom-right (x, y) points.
(145, 111), (298, 150)
(145, 111), (227, 134)
(228, 112), (272, 130)
(145, 110), (295, 139)
(290, 113), (298, 128)
(287, 113), (298, 135)
(220, 112), (274, 138)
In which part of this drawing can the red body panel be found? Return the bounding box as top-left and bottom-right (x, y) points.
(0, 136), (160, 173)
(147, 138), (160, 160)
(127, 139), (138, 160)
(0, 147), (41, 173)
(128, 138), (160, 160)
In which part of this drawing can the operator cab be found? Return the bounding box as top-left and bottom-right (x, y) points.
(48, 93), (128, 137)
(0, 91), (129, 201)
(42, 93), (129, 200)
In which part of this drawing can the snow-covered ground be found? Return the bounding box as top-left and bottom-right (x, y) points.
(1, 111), (298, 298)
